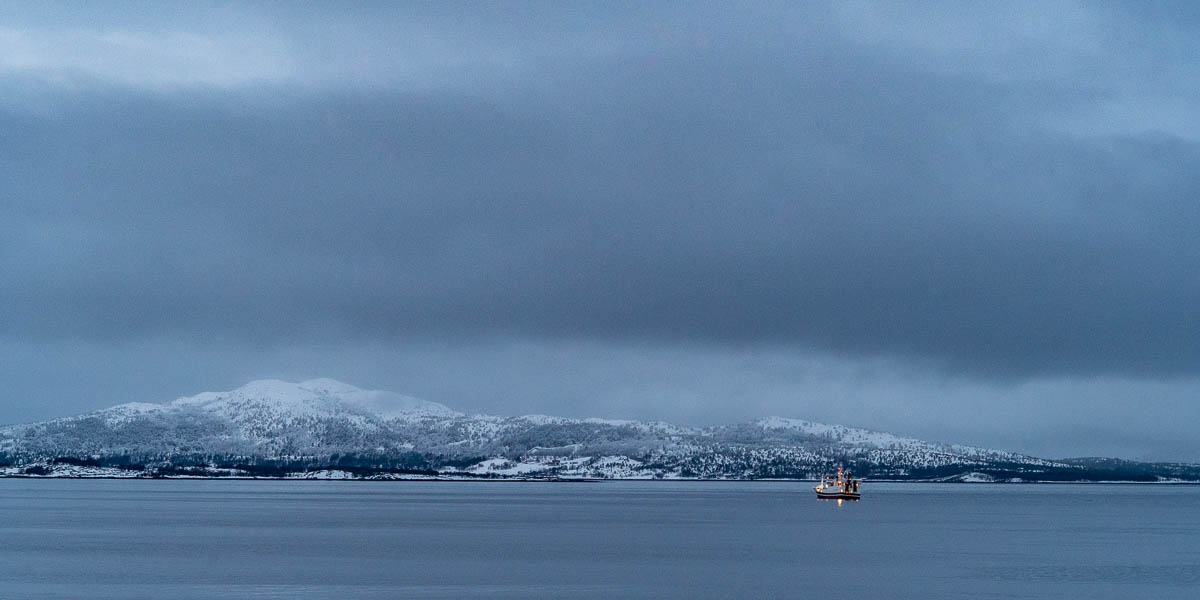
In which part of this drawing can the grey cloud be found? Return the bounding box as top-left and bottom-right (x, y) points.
(4, 35), (1198, 378)
(2, 2), (1199, 460)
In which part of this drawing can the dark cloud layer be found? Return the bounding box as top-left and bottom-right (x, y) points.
(2, 2), (1198, 458)
(5, 30), (1198, 376)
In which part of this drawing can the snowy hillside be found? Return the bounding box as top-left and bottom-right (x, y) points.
(0, 379), (1187, 481)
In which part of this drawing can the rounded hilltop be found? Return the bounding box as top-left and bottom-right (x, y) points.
(171, 378), (461, 420)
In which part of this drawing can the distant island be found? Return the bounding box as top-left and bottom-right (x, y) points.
(2, 379), (1197, 482)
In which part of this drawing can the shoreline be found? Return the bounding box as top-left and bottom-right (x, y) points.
(2, 474), (1197, 484)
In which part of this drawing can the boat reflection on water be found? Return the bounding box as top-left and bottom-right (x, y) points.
(814, 467), (861, 502)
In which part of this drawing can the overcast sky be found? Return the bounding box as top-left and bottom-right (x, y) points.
(2, 1), (1198, 461)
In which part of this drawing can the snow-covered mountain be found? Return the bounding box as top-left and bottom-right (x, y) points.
(1, 379), (1191, 481)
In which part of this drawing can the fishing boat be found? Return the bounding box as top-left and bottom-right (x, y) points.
(814, 467), (861, 500)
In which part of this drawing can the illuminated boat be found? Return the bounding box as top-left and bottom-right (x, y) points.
(814, 467), (861, 501)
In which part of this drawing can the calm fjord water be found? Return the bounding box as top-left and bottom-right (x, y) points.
(1, 480), (1198, 599)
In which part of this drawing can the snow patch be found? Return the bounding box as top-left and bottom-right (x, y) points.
(958, 472), (996, 483)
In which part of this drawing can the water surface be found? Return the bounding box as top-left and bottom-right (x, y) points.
(1, 480), (1197, 599)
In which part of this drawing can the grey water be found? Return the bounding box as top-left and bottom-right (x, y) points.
(1, 480), (1198, 599)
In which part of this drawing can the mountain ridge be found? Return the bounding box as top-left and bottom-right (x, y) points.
(2, 379), (1196, 481)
